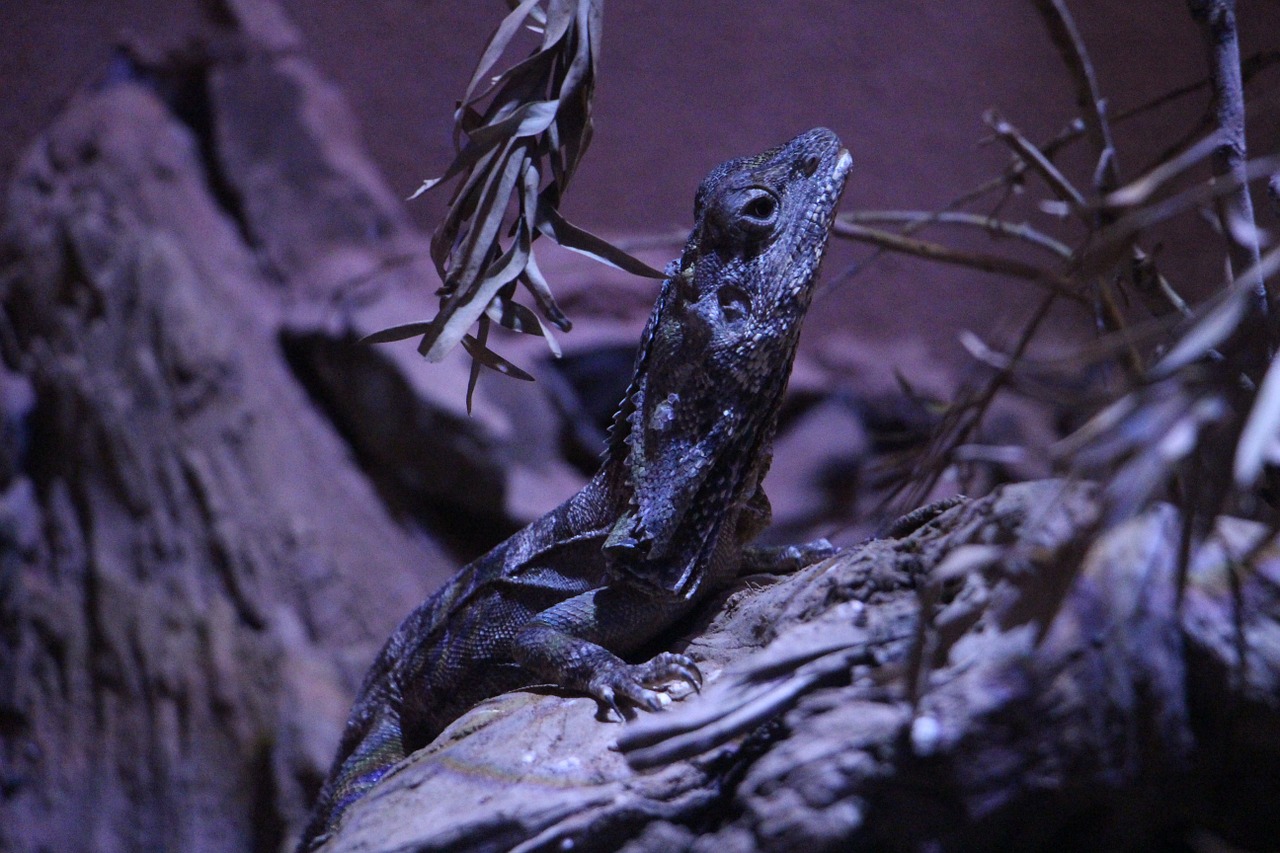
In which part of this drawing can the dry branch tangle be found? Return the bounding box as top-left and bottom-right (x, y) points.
(319, 480), (1280, 852)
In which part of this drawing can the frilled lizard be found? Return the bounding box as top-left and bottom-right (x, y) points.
(299, 128), (852, 850)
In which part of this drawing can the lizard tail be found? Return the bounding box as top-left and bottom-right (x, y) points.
(297, 712), (406, 851)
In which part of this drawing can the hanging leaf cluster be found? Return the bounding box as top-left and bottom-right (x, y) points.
(365, 0), (663, 408)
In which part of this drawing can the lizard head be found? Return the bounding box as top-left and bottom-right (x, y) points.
(604, 128), (851, 598)
(677, 126), (852, 376)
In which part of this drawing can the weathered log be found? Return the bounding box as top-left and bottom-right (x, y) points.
(316, 481), (1280, 853)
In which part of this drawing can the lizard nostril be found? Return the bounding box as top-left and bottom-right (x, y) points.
(800, 154), (820, 177)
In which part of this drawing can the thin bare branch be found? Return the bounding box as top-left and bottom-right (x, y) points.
(842, 210), (1073, 258)
(1104, 132), (1222, 210)
(1030, 0), (1120, 194)
(1188, 0), (1273, 351)
(985, 110), (1088, 212)
(831, 219), (1083, 301)
(1080, 154), (1280, 281)
(885, 291), (1060, 517)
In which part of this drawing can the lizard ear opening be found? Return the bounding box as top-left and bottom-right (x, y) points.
(717, 284), (751, 323)
(675, 265), (698, 303)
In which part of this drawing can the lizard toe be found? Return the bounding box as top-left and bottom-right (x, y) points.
(593, 683), (626, 722)
(778, 538), (838, 570)
(587, 652), (702, 718)
(634, 651), (703, 692)
(588, 672), (662, 715)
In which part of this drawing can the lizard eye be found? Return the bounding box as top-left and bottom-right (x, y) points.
(737, 188), (778, 234)
(717, 284), (751, 323)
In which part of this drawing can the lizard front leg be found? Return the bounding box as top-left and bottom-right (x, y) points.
(512, 586), (702, 720)
(734, 481), (837, 576)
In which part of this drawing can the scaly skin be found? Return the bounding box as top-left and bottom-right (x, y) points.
(298, 128), (852, 850)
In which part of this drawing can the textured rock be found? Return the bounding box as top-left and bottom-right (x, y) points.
(0, 12), (461, 851)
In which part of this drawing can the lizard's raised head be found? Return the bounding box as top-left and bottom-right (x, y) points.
(680, 126), (851, 370)
(604, 128), (851, 598)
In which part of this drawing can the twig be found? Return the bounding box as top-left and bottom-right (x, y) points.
(1030, 0), (1120, 195)
(842, 210), (1073, 258)
(985, 110), (1087, 212)
(1187, 0), (1272, 351)
(830, 220), (1083, 302)
(1080, 154), (1280, 281)
(1026, 50), (1278, 181)
(1104, 132), (1223, 210)
(886, 291), (1060, 516)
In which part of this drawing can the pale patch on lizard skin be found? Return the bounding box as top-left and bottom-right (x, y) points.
(650, 393), (679, 432)
(298, 128), (851, 851)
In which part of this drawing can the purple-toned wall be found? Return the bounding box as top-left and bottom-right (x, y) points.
(6, 1), (1280, 373)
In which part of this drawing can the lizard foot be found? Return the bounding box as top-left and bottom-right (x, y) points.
(589, 652), (702, 721)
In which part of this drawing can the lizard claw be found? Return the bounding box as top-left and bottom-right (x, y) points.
(588, 652), (702, 720)
(637, 651), (703, 692)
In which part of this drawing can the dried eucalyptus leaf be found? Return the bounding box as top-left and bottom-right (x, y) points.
(469, 43), (557, 112)
(519, 251), (571, 331)
(540, 0), (576, 49)
(518, 155), (542, 217)
(407, 177), (445, 201)
(360, 321), (435, 345)
(1235, 353), (1280, 487)
(416, 135), (504, 214)
(486, 294), (542, 335)
(959, 330), (1015, 370)
(405, 0), (658, 390)
(463, 0), (545, 107)
(422, 223), (531, 361)
(485, 295), (563, 357)
(467, 99), (561, 152)
(461, 334), (536, 381)
(555, 7), (594, 100)
(1150, 284), (1248, 379)
(537, 314), (563, 358)
(449, 149), (528, 300)
(536, 203), (664, 278)
(553, 98), (592, 189)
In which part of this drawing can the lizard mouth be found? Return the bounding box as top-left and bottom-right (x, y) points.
(835, 148), (853, 178)
(781, 144), (851, 303)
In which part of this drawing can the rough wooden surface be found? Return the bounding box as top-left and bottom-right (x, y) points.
(318, 480), (1280, 853)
